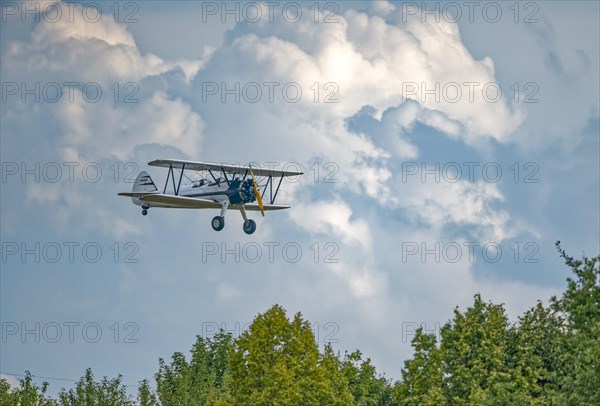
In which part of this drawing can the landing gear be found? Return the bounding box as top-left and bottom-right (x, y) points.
(212, 216), (225, 231)
(212, 202), (229, 231)
(243, 219), (256, 234)
(210, 203), (257, 234)
(142, 208), (148, 216)
(240, 206), (257, 234)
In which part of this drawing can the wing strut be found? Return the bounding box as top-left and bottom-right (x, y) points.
(162, 164), (186, 195)
(261, 176), (272, 203)
(271, 174), (285, 204)
(163, 167), (169, 194)
(208, 170), (219, 185)
(176, 164), (185, 195)
(221, 167), (231, 186)
(170, 165), (176, 194)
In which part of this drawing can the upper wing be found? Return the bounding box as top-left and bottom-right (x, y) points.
(148, 159), (303, 178)
(127, 193), (290, 211)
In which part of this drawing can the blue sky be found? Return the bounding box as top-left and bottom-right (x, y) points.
(1, 0), (599, 396)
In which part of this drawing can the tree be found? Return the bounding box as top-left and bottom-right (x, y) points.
(136, 380), (157, 406)
(395, 328), (443, 405)
(393, 244), (599, 405)
(439, 294), (514, 404)
(549, 242), (600, 404)
(340, 350), (392, 405)
(57, 368), (133, 405)
(0, 377), (17, 405)
(320, 345), (355, 404)
(155, 330), (233, 405)
(228, 304), (353, 405)
(504, 301), (564, 404)
(0, 372), (56, 406)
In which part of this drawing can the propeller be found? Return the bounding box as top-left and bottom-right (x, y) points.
(249, 165), (265, 217)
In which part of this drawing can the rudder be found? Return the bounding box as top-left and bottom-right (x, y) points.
(133, 171), (158, 193)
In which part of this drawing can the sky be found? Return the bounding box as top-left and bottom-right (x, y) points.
(1, 0), (599, 396)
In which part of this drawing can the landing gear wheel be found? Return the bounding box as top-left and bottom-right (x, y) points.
(212, 216), (225, 231)
(243, 219), (256, 235)
(142, 209), (148, 216)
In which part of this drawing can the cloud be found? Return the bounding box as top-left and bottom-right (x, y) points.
(289, 198), (372, 250)
(1, 1), (208, 238)
(201, 5), (524, 142)
(399, 179), (513, 242)
(233, 6), (524, 139)
(287, 197), (387, 298)
(369, 0), (396, 17)
(55, 91), (204, 161)
(3, 0), (206, 83)
(191, 5), (528, 227)
(2, 0), (208, 164)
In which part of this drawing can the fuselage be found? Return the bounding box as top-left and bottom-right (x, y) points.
(179, 178), (256, 204)
(134, 178), (256, 208)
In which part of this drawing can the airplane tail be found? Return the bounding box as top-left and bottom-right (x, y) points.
(133, 171), (158, 193)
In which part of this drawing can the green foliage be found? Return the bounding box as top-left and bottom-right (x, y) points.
(0, 378), (15, 405)
(548, 242), (600, 404)
(154, 330), (233, 405)
(394, 243), (600, 405)
(395, 329), (443, 405)
(505, 301), (563, 404)
(340, 350), (392, 405)
(228, 304), (353, 405)
(6, 244), (598, 405)
(0, 372), (56, 406)
(57, 368), (133, 405)
(136, 380), (157, 406)
(440, 294), (514, 405)
(320, 344), (356, 404)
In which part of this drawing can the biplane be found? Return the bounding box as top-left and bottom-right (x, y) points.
(118, 159), (302, 234)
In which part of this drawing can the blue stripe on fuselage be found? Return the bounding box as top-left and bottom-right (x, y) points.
(178, 179), (253, 204)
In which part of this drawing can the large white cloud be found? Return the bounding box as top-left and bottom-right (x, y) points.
(2, 1), (208, 161)
(3, 0), (205, 83)
(1, 1), (207, 239)
(211, 6), (524, 139)
(191, 4), (528, 245)
(55, 91), (204, 161)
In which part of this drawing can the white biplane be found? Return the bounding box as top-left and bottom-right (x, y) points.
(118, 159), (302, 234)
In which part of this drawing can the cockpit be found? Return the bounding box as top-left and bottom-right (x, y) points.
(191, 177), (234, 188)
(191, 179), (206, 188)
(208, 177), (225, 186)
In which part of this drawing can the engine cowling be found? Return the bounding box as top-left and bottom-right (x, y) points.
(240, 179), (257, 203)
(229, 179), (257, 204)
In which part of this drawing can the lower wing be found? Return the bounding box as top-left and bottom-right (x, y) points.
(120, 193), (289, 210)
